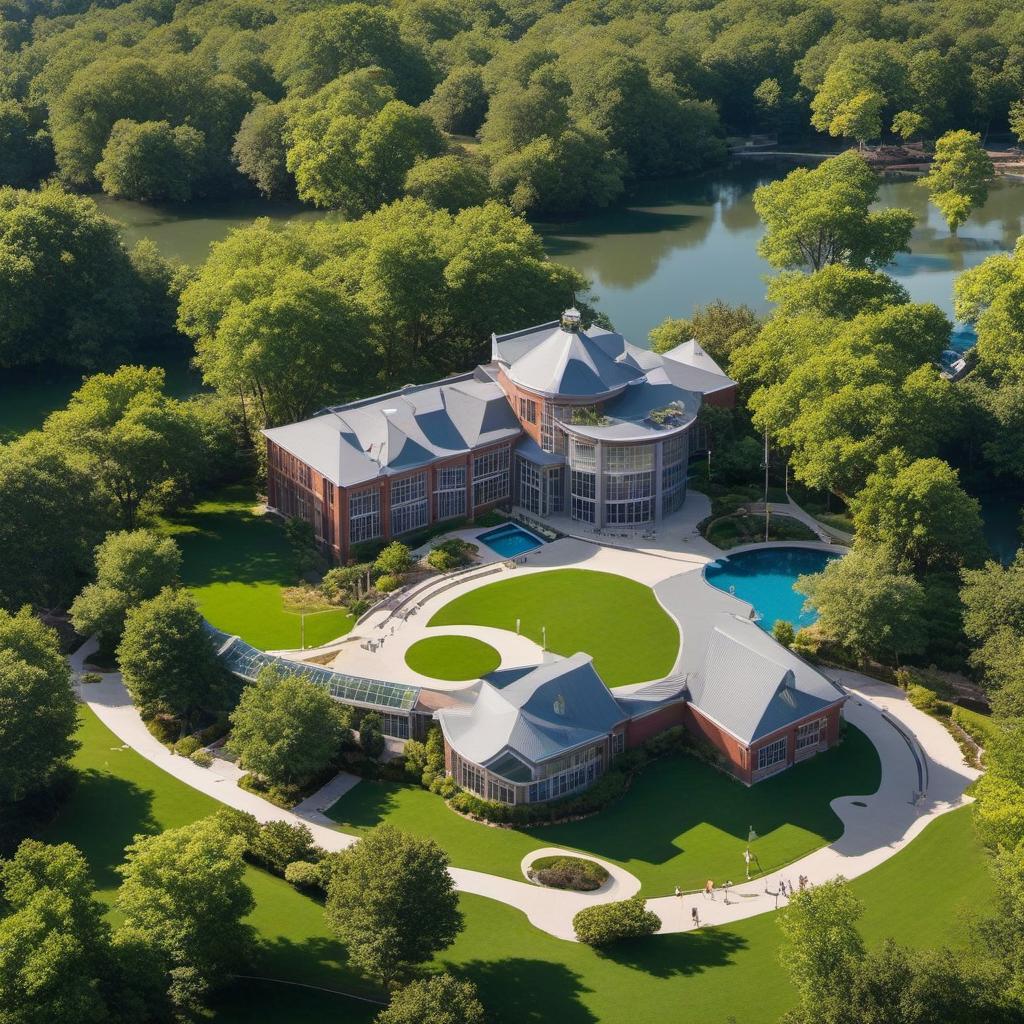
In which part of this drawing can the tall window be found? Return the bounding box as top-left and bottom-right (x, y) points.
(518, 396), (537, 424)
(540, 403), (570, 453)
(349, 488), (381, 543)
(519, 458), (543, 515)
(390, 472), (428, 535)
(661, 434), (688, 516)
(604, 443), (655, 526)
(757, 737), (787, 770)
(472, 445), (510, 508)
(434, 465), (466, 521)
(796, 719), (822, 750)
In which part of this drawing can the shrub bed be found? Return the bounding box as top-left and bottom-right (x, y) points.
(951, 706), (999, 750)
(529, 855), (609, 891)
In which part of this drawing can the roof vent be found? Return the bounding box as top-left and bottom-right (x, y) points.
(553, 694), (566, 716)
(560, 308), (581, 332)
(382, 408), (398, 415)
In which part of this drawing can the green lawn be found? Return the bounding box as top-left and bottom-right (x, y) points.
(404, 635), (502, 680)
(427, 569), (679, 685)
(328, 725), (881, 894)
(43, 708), (990, 1024)
(160, 483), (353, 650)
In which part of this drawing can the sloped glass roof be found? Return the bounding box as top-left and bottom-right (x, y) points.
(205, 624), (419, 713)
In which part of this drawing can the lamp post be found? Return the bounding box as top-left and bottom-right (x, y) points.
(763, 429), (770, 542)
(541, 625), (547, 650)
(300, 611), (305, 650)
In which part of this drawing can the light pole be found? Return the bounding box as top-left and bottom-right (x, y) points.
(541, 625), (547, 650)
(763, 429), (770, 542)
(300, 611), (305, 650)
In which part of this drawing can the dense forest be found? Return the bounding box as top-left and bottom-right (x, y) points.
(1, 0), (1024, 218)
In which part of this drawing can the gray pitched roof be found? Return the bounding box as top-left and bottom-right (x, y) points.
(493, 322), (640, 398)
(660, 339), (735, 395)
(687, 615), (843, 744)
(437, 653), (627, 772)
(262, 373), (521, 487)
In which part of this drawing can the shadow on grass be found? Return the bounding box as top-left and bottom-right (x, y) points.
(44, 768), (158, 891)
(325, 780), (406, 830)
(594, 926), (748, 978)
(251, 933), (376, 997)
(452, 957), (599, 1024)
(208, 977), (380, 1024)
(531, 728), (880, 867)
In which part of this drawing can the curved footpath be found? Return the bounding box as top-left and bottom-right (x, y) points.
(71, 637), (978, 942)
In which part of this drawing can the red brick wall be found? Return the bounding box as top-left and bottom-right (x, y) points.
(704, 385), (737, 409)
(625, 702), (687, 747)
(683, 705), (752, 783)
(495, 368), (544, 444)
(266, 440), (342, 562)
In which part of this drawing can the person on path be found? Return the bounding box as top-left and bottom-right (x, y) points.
(705, 879), (715, 900)
(691, 906), (699, 927)
(674, 886), (682, 900)
(724, 880), (732, 905)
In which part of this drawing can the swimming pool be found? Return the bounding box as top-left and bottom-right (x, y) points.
(703, 546), (841, 632)
(478, 522), (545, 558)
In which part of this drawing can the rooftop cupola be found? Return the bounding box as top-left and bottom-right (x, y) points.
(560, 307), (581, 332)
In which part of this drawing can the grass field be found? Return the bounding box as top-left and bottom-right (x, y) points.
(404, 635), (502, 680)
(327, 725), (882, 894)
(45, 708), (990, 1024)
(160, 483), (353, 650)
(427, 569), (679, 685)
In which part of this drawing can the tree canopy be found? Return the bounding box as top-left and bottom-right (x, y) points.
(0, 608), (77, 805)
(919, 130), (994, 234)
(325, 824), (462, 981)
(753, 153), (914, 272)
(178, 199), (586, 426)
(117, 587), (229, 726)
(70, 530), (181, 655)
(228, 664), (350, 788)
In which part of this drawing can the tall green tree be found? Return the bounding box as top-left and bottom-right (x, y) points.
(796, 546), (928, 663)
(117, 587), (228, 725)
(0, 186), (149, 368)
(919, 130), (994, 234)
(778, 877), (865, 1023)
(649, 301), (760, 367)
(851, 452), (987, 575)
(70, 530), (181, 655)
(753, 153), (915, 271)
(0, 841), (113, 1024)
(96, 119), (206, 202)
(0, 608), (77, 805)
(115, 815), (254, 1013)
(0, 432), (107, 611)
(228, 665), (350, 788)
(325, 824), (462, 982)
(44, 366), (206, 527)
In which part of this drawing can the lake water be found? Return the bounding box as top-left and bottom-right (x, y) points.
(87, 163), (1024, 344)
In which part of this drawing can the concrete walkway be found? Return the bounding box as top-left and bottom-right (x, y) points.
(70, 635), (977, 942)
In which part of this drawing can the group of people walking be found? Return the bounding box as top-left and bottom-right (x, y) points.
(672, 873), (813, 927)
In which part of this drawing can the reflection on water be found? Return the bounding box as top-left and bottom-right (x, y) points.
(543, 164), (1024, 343)
(89, 165), (1024, 347)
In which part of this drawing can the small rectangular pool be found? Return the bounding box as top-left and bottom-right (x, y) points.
(478, 522), (545, 558)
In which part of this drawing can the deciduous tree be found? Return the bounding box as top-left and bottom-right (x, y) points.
(115, 815), (254, 1012)
(377, 974), (486, 1024)
(228, 665), (349, 788)
(96, 119), (205, 202)
(117, 587), (228, 725)
(753, 153), (914, 271)
(0, 609), (77, 805)
(70, 529), (181, 655)
(919, 130), (994, 235)
(325, 824), (461, 981)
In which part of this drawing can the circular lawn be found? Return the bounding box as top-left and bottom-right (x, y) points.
(404, 635), (502, 681)
(427, 568), (679, 685)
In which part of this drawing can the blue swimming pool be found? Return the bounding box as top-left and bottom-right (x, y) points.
(703, 546), (841, 632)
(478, 522), (545, 558)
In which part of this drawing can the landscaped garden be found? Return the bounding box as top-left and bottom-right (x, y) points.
(427, 569), (679, 685)
(161, 483), (353, 650)
(46, 707), (990, 1024)
(328, 725), (882, 894)
(405, 635), (502, 681)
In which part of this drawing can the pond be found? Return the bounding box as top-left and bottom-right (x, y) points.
(703, 546), (842, 633)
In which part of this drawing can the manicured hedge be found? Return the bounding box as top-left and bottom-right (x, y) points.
(573, 894), (661, 946)
(951, 706), (1000, 749)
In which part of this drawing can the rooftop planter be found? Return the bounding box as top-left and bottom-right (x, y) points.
(645, 401), (687, 428)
